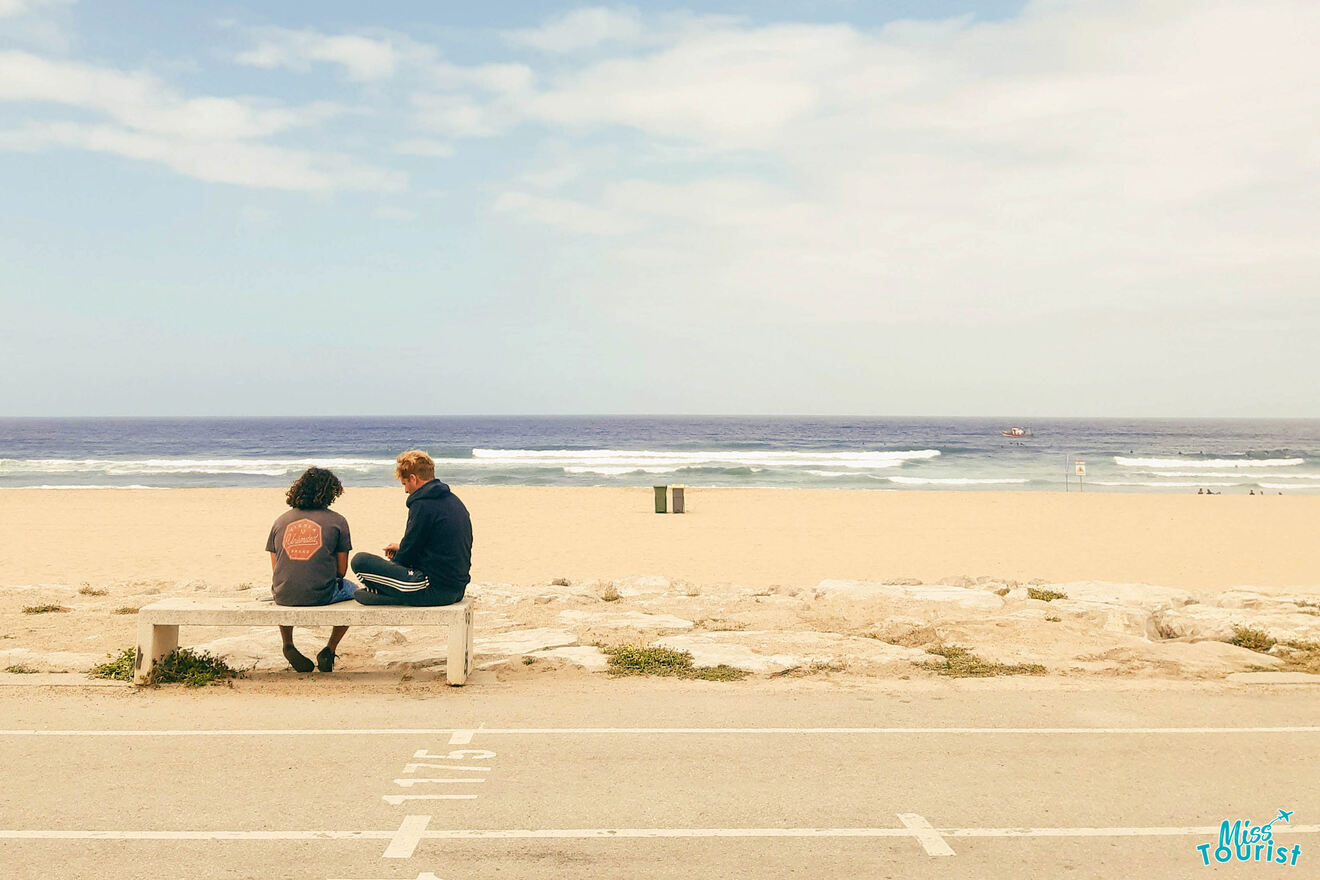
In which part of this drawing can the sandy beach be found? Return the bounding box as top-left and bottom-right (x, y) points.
(3, 487), (1319, 682)
(3, 486), (1318, 590)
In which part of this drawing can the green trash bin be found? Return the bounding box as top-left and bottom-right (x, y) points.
(653, 485), (668, 514)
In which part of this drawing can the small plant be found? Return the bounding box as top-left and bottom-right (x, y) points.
(1229, 626), (1276, 653)
(1027, 588), (1067, 602)
(522, 656), (536, 665)
(601, 644), (746, 681)
(5, 665), (39, 674)
(22, 604), (68, 614)
(112, 606), (139, 615)
(1045, 615), (1061, 622)
(144, 648), (243, 687)
(919, 645), (1046, 678)
(78, 586), (108, 597)
(995, 586), (1011, 596)
(90, 647), (243, 687)
(1279, 641), (1320, 674)
(235, 581), (254, 591)
(696, 618), (746, 632)
(89, 648), (136, 681)
(601, 583), (621, 602)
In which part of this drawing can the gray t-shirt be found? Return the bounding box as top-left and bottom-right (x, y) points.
(265, 507), (352, 606)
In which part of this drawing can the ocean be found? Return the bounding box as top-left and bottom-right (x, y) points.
(1, 417), (1318, 493)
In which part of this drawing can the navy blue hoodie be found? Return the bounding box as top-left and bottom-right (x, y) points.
(393, 479), (473, 602)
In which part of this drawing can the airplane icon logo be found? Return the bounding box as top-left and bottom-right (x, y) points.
(1277, 810), (1294, 825)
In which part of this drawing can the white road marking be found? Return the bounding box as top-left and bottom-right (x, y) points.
(6, 824), (1317, 842)
(448, 730), (475, 745)
(402, 764), (490, 773)
(413, 750), (495, 760)
(382, 816), (431, 859)
(329, 874), (442, 880)
(393, 778), (486, 787)
(6, 725), (1320, 737)
(381, 795), (479, 805)
(898, 813), (955, 856)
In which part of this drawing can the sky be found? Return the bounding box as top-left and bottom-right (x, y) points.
(0, 0), (1316, 418)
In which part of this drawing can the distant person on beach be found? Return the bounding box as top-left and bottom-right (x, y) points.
(351, 450), (472, 607)
(266, 467), (355, 673)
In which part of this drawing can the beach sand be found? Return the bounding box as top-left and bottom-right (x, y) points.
(1, 486), (1316, 589)
(3, 487), (1318, 682)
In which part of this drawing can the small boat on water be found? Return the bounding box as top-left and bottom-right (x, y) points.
(1002, 427), (1033, 438)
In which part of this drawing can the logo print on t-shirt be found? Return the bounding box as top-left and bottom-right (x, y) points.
(283, 519), (322, 561)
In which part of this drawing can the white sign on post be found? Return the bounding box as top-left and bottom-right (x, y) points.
(1074, 460), (1086, 476)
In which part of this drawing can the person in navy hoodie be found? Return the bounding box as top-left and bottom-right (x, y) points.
(351, 450), (472, 607)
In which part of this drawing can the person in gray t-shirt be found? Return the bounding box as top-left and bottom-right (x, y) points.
(265, 468), (356, 673)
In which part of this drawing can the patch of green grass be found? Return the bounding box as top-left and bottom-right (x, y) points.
(112, 606), (139, 615)
(1027, 588), (1067, 602)
(522, 656), (536, 665)
(78, 586), (109, 596)
(145, 649), (243, 687)
(22, 604), (68, 614)
(88, 647), (245, 687)
(89, 648), (136, 681)
(4, 664), (39, 674)
(919, 645), (1047, 678)
(1229, 626), (1276, 653)
(600, 644), (747, 681)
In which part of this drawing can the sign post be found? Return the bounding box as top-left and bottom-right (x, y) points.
(1074, 458), (1086, 492)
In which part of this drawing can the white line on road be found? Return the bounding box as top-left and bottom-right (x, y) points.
(382, 816), (431, 859)
(402, 764), (490, 773)
(381, 795), (479, 805)
(393, 778), (486, 787)
(5, 825), (1318, 842)
(448, 729), (475, 745)
(6, 726), (1320, 737)
(898, 813), (956, 856)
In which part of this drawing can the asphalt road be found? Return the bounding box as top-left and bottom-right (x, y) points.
(2, 676), (1319, 879)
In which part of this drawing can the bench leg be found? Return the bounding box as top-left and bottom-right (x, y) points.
(133, 621), (178, 685)
(446, 602), (473, 686)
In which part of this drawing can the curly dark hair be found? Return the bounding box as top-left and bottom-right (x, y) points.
(285, 467), (344, 510)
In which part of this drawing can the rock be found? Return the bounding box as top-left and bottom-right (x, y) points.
(191, 634), (283, 670)
(558, 610), (693, 631)
(814, 580), (1004, 611)
(655, 630), (928, 674)
(474, 628), (578, 656)
(532, 646), (608, 671)
(1045, 599), (1157, 639)
(615, 575), (673, 596)
(1049, 581), (1196, 610)
(938, 575), (975, 588)
(1156, 606), (1320, 643)
(882, 577), (923, 586)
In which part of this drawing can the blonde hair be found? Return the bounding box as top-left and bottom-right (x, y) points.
(394, 449), (435, 482)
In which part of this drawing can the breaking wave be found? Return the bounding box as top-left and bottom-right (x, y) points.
(1115, 456), (1304, 469)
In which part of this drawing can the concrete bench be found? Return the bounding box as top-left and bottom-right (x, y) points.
(133, 596), (474, 686)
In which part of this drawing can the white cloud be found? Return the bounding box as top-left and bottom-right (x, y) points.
(453, 0), (1320, 332)
(505, 7), (642, 53)
(0, 0), (70, 18)
(393, 138), (454, 158)
(236, 28), (401, 80)
(0, 50), (402, 192)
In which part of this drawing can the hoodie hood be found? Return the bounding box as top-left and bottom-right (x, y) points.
(406, 478), (451, 507)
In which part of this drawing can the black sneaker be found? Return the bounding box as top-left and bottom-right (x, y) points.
(283, 645), (314, 673)
(316, 647), (336, 673)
